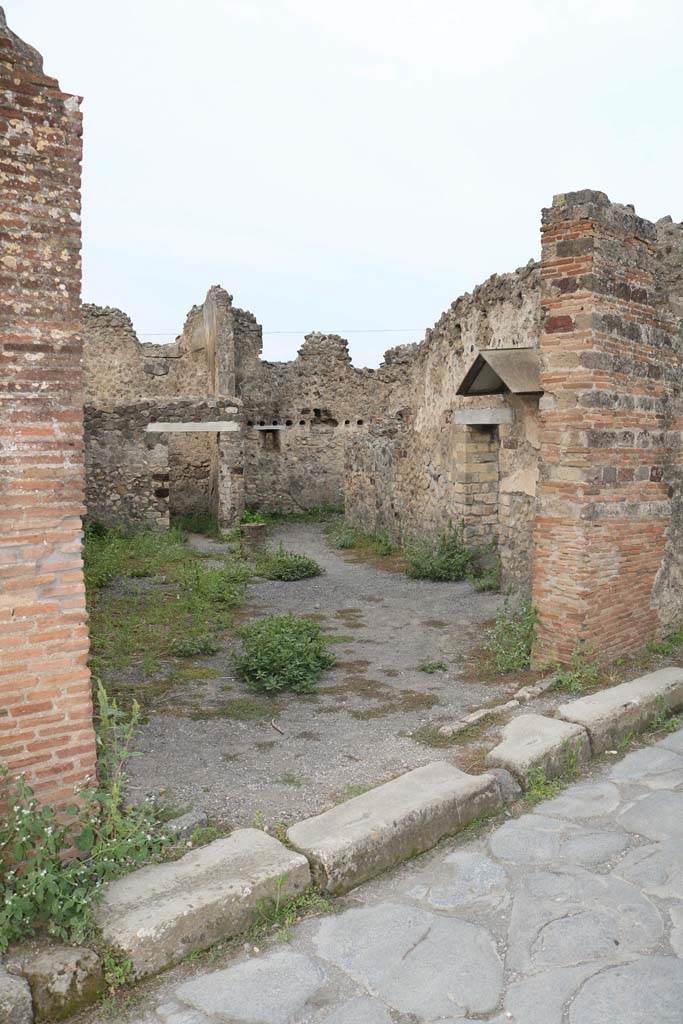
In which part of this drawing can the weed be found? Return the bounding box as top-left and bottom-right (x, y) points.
(279, 772), (305, 787)
(234, 615), (335, 694)
(252, 810), (265, 830)
(467, 558), (502, 593)
(418, 660), (448, 674)
(251, 876), (332, 942)
(261, 506), (342, 525)
(523, 766), (563, 805)
(190, 825), (226, 847)
(188, 697), (274, 721)
(326, 522), (396, 557)
(485, 599), (537, 673)
(173, 513), (223, 539)
(411, 725), (459, 748)
(645, 623), (683, 658)
(241, 509), (267, 524)
(647, 697), (681, 735)
(255, 544), (323, 581)
(102, 952), (134, 993)
(0, 686), (169, 951)
(405, 525), (475, 582)
(334, 783), (373, 803)
(553, 645), (601, 694)
(169, 634), (219, 657)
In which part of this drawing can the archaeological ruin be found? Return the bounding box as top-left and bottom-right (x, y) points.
(2, 7), (683, 811)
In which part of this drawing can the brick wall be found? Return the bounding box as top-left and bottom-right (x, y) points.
(532, 191), (683, 664)
(0, 12), (97, 806)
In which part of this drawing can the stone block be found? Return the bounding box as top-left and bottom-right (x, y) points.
(6, 945), (103, 1022)
(164, 809), (208, 841)
(94, 829), (310, 978)
(287, 762), (502, 894)
(0, 968), (32, 1024)
(486, 714), (590, 787)
(556, 667), (683, 754)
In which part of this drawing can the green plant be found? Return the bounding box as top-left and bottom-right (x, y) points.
(326, 522), (360, 549)
(418, 660), (448, 673)
(485, 599), (537, 673)
(173, 513), (223, 539)
(169, 634), (220, 657)
(190, 825), (225, 847)
(405, 526), (476, 582)
(252, 877), (332, 942)
(468, 557), (502, 593)
(241, 509), (267, 524)
(523, 766), (563, 805)
(101, 952), (134, 993)
(255, 545), (323, 581)
(234, 615), (335, 694)
(0, 685), (169, 951)
(553, 646), (601, 694)
(325, 522), (396, 557)
(645, 623), (683, 658)
(647, 697), (681, 735)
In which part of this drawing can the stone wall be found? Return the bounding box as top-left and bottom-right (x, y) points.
(239, 335), (415, 513)
(345, 261), (542, 589)
(84, 399), (241, 531)
(532, 191), (683, 664)
(0, 12), (97, 806)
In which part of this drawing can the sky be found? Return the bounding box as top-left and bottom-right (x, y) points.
(6, 1), (683, 366)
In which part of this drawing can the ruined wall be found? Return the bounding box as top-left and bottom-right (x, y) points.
(345, 262), (542, 589)
(239, 336), (415, 513)
(532, 191), (683, 664)
(0, 12), (97, 805)
(84, 399), (241, 531)
(83, 287), (247, 521)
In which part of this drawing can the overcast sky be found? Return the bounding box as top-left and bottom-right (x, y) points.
(7, 1), (683, 365)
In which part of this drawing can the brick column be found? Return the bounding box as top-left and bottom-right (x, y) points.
(453, 426), (499, 547)
(0, 13), (96, 805)
(532, 191), (681, 665)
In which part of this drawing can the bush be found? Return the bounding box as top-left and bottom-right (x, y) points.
(256, 545), (323, 581)
(241, 509), (266, 524)
(485, 599), (537, 673)
(234, 615), (335, 694)
(0, 685), (169, 951)
(406, 526), (475, 582)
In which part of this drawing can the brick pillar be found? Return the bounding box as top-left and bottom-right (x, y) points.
(453, 426), (499, 546)
(0, 13), (97, 805)
(532, 191), (681, 665)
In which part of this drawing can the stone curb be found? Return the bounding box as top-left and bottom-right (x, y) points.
(6, 667), (681, 1022)
(286, 762), (502, 894)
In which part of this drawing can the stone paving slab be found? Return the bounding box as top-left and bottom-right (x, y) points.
(95, 829), (310, 978)
(287, 761), (501, 894)
(116, 727), (683, 1024)
(556, 666), (683, 753)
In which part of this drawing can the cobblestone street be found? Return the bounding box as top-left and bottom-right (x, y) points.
(107, 727), (683, 1024)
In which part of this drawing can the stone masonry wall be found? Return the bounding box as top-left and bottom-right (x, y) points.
(345, 262), (542, 590)
(239, 335), (415, 513)
(0, 12), (97, 806)
(84, 399), (241, 531)
(532, 191), (683, 665)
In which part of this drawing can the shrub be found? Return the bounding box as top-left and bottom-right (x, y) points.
(406, 526), (475, 582)
(486, 599), (537, 673)
(0, 685), (169, 951)
(234, 615), (335, 694)
(241, 509), (266, 524)
(256, 545), (323, 581)
(326, 522), (361, 549)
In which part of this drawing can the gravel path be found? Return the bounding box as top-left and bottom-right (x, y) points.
(126, 523), (505, 828)
(90, 727), (683, 1023)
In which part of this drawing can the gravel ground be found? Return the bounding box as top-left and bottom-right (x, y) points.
(125, 523), (509, 828)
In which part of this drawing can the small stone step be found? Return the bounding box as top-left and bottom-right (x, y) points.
(486, 714), (590, 787)
(95, 829), (310, 978)
(556, 667), (683, 754)
(286, 762), (501, 895)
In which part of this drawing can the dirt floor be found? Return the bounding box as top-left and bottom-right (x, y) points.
(123, 522), (528, 828)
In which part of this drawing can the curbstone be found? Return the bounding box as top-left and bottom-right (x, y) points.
(94, 829), (310, 978)
(286, 762), (501, 894)
(0, 967), (32, 1024)
(5, 945), (103, 1022)
(486, 714), (590, 788)
(556, 667), (683, 754)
